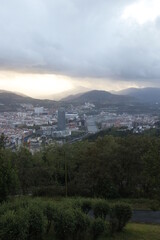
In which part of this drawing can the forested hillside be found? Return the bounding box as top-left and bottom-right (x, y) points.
(1, 135), (160, 201)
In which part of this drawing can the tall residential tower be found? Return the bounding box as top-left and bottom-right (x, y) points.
(58, 108), (66, 131)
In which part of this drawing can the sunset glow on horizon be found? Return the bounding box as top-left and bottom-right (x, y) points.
(0, 71), (74, 98)
(1, 0), (160, 96)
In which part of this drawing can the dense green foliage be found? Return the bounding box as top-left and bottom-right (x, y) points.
(73, 198), (92, 214)
(0, 197), (132, 239)
(0, 148), (18, 202)
(93, 199), (110, 220)
(1, 135), (160, 201)
(0, 133), (159, 239)
(91, 218), (106, 240)
(0, 208), (29, 240)
(110, 203), (132, 233)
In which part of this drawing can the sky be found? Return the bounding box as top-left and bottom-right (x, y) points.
(0, 0), (160, 98)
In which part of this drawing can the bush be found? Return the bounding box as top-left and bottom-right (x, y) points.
(149, 200), (160, 211)
(93, 199), (110, 220)
(91, 218), (106, 240)
(1, 198), (30, 213)
(81, 199), (92, 214)
(0, 209), (29, 240)
(27, 204), (47, 240)
(43, 201), (56, 233)
(0, 198), (62, 239)
(54, 207), (76, 240)
(109, 215), (119, 235)
(110, 203), (132, 232)
(74, 208), (91, 239)
(73, 198), (92, 214)
(0, 202), (10, 217)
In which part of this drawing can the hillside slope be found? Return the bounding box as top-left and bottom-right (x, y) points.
(117, 87), (160, 103)
(61, 90), (134, 104)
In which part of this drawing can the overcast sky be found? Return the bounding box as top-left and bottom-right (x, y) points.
(0, 0), (160, 97)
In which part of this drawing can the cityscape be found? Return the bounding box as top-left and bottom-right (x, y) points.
(1, 1), (160, 239)
(0, 97), (159, 152)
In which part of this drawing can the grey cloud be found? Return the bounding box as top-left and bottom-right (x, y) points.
(0, 0), (160, 84)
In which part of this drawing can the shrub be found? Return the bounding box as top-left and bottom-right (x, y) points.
(93, 199), (110, 220)
(91, 218), (106, 240)
(43, 201), (56, 233)
(74, 208), (91, 239)
(110, 203), (132, 232)
(0, 202), (9, 217)
(81, 199), (92, 214)
(149, 200), (160, 211)
(73, 198), (92, 214)
(54, 207), (76, 240)
(109, 215), (119, 235)
(0, 209), (29, 240)
(27, 204), (47, 240)
(0, 198), (30, 217)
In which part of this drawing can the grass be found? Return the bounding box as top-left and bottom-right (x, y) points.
(107, 198), (160, 210)
(101, 223), (160, 240)
(45, 223), (160, 240)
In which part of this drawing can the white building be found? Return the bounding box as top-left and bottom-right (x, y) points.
(34, 107), (44, 115)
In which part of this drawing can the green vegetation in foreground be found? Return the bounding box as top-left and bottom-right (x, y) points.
(107, 198), (160, 211)
(1, 134), (160, 202)
(29, 197), (160, 211)
(102, 223), (160, 240)
(0, 197), (132, 240)
(45, 224), (160, 240)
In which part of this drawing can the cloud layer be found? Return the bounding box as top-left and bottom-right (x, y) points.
(0, 0), (160, 85)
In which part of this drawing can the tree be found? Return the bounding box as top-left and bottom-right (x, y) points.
(0, 133), (7, 149)
(0, 149), (18, 202)
(16, 147), (33, 194)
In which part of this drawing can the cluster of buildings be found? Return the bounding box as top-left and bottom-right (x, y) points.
(0, 101), (159, 151)
(0, 106), (86, 151)
(87, 112), (159, 133)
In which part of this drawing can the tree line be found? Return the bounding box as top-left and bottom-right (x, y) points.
(0, 134), (160, 201)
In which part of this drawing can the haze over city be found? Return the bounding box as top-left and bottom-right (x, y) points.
(1, 0), (160, 98)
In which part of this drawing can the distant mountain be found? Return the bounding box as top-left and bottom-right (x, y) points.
(116, 87), (160, 103)
(0, 90), (57, 111)
(61, 92), (84, 101)
(0, 89), (29, 97)
(0, 90), (33, 104)
(61, 90), (133, 104)
(40, 86), (91, 100)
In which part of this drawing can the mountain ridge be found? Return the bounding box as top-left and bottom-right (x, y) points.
(0, 90), (58, 111)
(61, 90), (134, 104)
(1, 87), (160, 110)
(116, 87), (160, 103)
